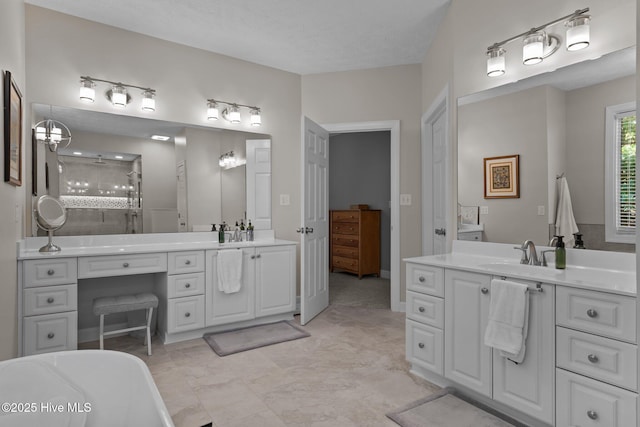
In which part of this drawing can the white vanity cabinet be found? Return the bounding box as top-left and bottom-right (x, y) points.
(22, 258), (78, 355)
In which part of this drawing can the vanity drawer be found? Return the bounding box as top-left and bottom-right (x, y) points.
(23, 311), (77, 355)
(23, 258), (77, 288)
(78, 253), (168, 279)
(167, 295), (205, 334)
(556, 368), (637, 427)
(168, 251), (205, 275)
(332, 222), (358, 235)
(407, 291), (444, 328)
(406, 319), (443, 375)
(556, 286), (636, 343)
(167, 272), (205, 298)
(406, 263), (444, 297)
(557, 326), (637, 391)
(23, 284), (77, 316)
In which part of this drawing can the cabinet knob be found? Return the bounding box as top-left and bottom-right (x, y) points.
(47, 269), (55, 276)
(47, 332), (55, 339)
(123, 262), (130, 268)
(587, 309), (598, 318)
(481, 287), (489, 294)
(587, 354), (599, 364)
(418, 306), (425, 313)
(587, 410), (598, 420)
(256, 254), (261, 259)
(185, 312), (191, 318)
(185, 283), (191, 288)
(418, 342), (425, 349)
(46, 297), (54, 304)
(251, 255), (256, 259)
(185, 260), (191, 265)
(418, 276), (426, 283)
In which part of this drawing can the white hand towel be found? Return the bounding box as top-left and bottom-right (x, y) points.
(484, 279), (530, 364)
(555, 176), (579, 248)
(217, 249), (243, 294)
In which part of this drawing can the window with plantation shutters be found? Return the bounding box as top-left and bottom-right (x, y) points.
(605, 102), (636, 244)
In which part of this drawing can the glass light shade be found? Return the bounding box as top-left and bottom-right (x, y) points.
(111, 85), (127, 108)
(486, 47), (506, 77)
(35, 126), (47, 141)
(207, 102), (219, 120)
(523, 32), (544, 65)
(566, 16), (590, 51)
(79, 80), (95, 103)
(141, 91), (155, 111)
(250, 109), (262, 126)
(51, 126), (62, 143)
(227, 106), (241, 124)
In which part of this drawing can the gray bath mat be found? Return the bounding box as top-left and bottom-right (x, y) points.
(203, 321), (310, 356)
(387, 387), (525, 427)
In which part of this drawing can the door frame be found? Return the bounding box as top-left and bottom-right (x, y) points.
(421, 85), (451, 256)
(321, 120), (401, 312)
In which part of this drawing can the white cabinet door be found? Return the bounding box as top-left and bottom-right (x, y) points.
(205, 248), (255, 326)
(255, 245), (296, 317)
(444, 270), (492, 397)
(493, 280), (555, 425)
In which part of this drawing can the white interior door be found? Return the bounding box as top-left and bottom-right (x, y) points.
(176, 161), (188, 232)
(300, 117), (329, 325)
(246, 139), (272, 229)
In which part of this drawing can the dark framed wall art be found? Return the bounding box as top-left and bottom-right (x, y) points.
(4, 70), (23, 186)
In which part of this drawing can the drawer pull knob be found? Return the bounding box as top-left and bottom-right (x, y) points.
(185, 283), (191, 288)
(256, 254), (261, 258)
(185, 260), (191, 265)
(185, 312), (191, 318)
(481, 287), (489, 294)
(418, 306), (425, 313)
(587, 410), (598, 420)
(47, 332), (55, 339)
(123, 262), (130, 268)
(418, 276), (426, 283)
(251, 255), (256, 259)
(587, 354), (599, 363)
(418, 342), (425, 349)
(46, 297), (55, 304)
(47, 269), (55, 276)
(587, 309), (598, 318)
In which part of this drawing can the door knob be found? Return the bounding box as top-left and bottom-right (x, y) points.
(434, 228), (446, 236)
(305, 227), (314, 234)
(296, 227), (305, 234)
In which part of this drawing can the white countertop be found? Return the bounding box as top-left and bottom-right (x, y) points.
(404, 241), (637, 296)
(18, 231), (297, 260)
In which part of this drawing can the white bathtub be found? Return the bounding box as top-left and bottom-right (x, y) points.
(0, 350), (174, 427)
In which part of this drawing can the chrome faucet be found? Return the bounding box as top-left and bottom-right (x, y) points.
(514, 240), (540, 265)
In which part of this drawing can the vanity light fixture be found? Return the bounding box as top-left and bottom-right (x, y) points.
(218, 150), (246, 169)
(486, 8), (590, 77)
(79, 76), (157, 111)
(34, 119), (72, 152)
(206, 98), (262, 126)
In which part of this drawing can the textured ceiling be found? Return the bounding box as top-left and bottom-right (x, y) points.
(24, 0), (451, 75)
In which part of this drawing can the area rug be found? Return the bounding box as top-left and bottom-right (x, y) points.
(203, 321), (310, 356)
(386, 387), (526, 427)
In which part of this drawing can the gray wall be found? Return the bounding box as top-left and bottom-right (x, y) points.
(329, 131), (391, 272)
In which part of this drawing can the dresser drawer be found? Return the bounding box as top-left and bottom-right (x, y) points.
(168, 251), (205, 275)
(23, 311), (77, 355)
(78, 252), (168, 279)
(407, 291), (444, 328)
(23, 258), (77, 288)
(332, 222), (358, 235)
(332, 256), (358, 272)
(556, 368), (637, 427)
(332, 246), (358, 259)
(331, 211), (359, 222)
(556, 286), (636, 343)
(406, 263), (444, 297)
(23, 284), (77, 316)
(168, 272), (205, 298)
(406, 319), (443, 375)
(557, 326), (637, 391)
(332, 235), (359, 247)
(167, 295), (205, 334)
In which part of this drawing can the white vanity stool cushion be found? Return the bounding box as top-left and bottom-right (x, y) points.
(92, 293), (158, 356)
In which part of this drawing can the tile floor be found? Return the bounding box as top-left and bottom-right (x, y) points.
(84, 274), (441, 426)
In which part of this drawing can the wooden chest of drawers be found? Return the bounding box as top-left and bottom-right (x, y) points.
(330, 209), (380, 279)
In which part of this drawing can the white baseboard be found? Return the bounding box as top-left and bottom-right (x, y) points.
(380, 269), (391, 279)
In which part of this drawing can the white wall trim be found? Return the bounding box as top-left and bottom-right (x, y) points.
(421, 85), (450, 256)
(322, 120), (401, 312)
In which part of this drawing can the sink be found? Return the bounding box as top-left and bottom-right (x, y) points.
(477, 262), (564, 278)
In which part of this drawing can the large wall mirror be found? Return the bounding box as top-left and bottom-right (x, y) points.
(458, 46), (635, 253)
(33, 104), (271, 236)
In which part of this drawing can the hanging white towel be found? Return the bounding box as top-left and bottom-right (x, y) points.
(555, 176), (579, 248)
(217, 249), (243, 294)
(484, 279), (530, 364)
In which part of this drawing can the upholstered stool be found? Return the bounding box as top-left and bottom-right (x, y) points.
(92, 293), (159, 356)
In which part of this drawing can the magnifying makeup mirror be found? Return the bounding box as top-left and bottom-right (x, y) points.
(34, 195), (67, 252)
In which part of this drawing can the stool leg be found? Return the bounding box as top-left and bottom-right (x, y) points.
(99, 314), (105, 350)
(146, 307), (153, 356)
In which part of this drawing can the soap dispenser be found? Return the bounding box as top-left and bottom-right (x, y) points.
(218, 223), (225, 244)
(573, 233), (585, 249)
(247, 220), (254, 241)
(554, 235), (566, 269)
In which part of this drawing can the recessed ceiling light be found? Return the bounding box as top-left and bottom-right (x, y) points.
(151, 135), (170, 141)
(114, 155), (124, 159)
(73, 151), (83, 155)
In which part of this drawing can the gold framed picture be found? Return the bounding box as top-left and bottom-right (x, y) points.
(484, 154), (519, 199)
(4, 70), (23, 186)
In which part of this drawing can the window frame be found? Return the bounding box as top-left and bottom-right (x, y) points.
(604, 101), (636, 244)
